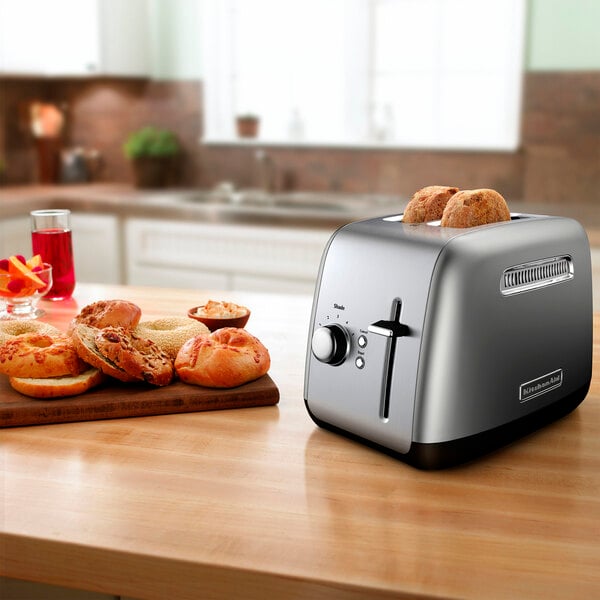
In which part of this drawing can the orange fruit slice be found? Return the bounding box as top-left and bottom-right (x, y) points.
(8, 255), (46, 291)
(26, 254), (43, 269)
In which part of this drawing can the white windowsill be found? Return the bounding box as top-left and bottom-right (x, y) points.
(200, 136), (520, 153)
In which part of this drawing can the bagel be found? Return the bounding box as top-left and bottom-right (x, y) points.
(69, 299), (142, 333)
(440, 188), (511, 228)
(175, 327), (270, 389)
(71, 323), (140, 383)
(403, 185), (459, 223)
(0, 333), (86, 378)
(95, 326), (174, 387)
(134, 317), (209, 361)
(9, 368), (104, 399)
(0, 320), (62, 346)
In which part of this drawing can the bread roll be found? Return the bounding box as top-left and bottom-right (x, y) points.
(440, 188), (510, 228)
(175, 327), (270, 388)
(69, 299), (142, 333)
(403, 186), (459, 223)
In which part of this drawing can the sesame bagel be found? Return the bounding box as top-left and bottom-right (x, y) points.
(135, 317), (209, 361)
(0, 320), (63, 346)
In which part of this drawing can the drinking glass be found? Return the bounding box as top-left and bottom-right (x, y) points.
(30, 209), (76, 301)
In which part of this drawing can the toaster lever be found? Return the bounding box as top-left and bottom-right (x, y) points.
(368, 320), (408, 338)
(368, 302), (409, 421)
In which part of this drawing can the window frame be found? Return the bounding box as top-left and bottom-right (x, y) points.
(201, 0), (526, 152)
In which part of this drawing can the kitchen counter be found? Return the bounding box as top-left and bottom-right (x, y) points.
(1, 284), (599, 600)
(1, 184), (599, 241)
(2, 184), (598, 307)
(0, 183), (404, 229)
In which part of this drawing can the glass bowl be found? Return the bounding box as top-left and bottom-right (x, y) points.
(0, 263), (53, 319)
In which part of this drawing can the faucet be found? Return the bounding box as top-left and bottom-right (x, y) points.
(255, 149), (276, 192)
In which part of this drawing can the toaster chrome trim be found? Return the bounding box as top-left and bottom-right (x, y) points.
(500, 255), (573, 295)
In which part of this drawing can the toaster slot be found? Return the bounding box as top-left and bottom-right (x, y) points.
(367, 299), (409, 421)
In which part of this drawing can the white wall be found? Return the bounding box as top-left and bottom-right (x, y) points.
(149, 0), (203, 79)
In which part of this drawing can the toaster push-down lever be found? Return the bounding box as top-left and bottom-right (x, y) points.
(368, 300), (408, 420)
(368, 320), (409, 338)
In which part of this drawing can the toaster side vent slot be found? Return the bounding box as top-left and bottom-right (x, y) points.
(501, 256), (573, 296)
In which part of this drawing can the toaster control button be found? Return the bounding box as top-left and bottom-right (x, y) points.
(311, 324), (350, 365)
(357, 335), (368, 348)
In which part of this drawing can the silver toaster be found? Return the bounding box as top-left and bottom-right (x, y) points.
(304, 213), (593, 469)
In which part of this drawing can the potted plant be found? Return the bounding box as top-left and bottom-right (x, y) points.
(236, 114), (260, 139)
(123, 126), (181, 188)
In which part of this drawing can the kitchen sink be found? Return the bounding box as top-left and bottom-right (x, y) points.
(152, 188), (403, 216)
(252, 193), (350, 212)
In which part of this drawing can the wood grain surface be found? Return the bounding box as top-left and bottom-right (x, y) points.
(1, 284), (599, 600)
(0, 375), (279, 428)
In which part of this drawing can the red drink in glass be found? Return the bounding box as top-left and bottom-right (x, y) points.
(30, 210), (76, 301)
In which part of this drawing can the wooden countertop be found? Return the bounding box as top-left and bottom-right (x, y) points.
(1, 284), (599, 600)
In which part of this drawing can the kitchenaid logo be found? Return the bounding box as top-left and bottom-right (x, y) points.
(333, 303), (345, 310)
(519, 369), (563, 403)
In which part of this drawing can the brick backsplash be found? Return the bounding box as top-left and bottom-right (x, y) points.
(1, 72), (598, 204)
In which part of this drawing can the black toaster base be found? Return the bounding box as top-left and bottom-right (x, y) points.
(305, 382), (589, 470)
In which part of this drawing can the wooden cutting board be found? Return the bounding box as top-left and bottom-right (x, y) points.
(0, 374), (279, 428)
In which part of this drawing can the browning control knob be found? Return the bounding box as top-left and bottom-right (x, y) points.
(311, 324), (350, 365)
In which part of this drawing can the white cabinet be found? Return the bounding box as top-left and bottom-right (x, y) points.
(0, 215), (30, 258)
(71, 213), (122, 284)
(0, 0), (149, 76)
(0, 212), (122, 285)
(125, 218), (333, 294)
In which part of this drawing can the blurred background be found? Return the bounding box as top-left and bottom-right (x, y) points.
(0, 0), (598, 303)
(0, 0), (598, 203)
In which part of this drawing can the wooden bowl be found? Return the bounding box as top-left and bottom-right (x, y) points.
(188, 302), (250, 331)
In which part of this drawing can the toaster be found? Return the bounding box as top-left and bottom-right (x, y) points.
(304, 213), (593, 469)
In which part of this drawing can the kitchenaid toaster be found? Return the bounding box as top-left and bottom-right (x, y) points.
(304, 213), (593, 469)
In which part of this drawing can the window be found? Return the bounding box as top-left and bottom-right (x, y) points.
(202, 0), (526, 150)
